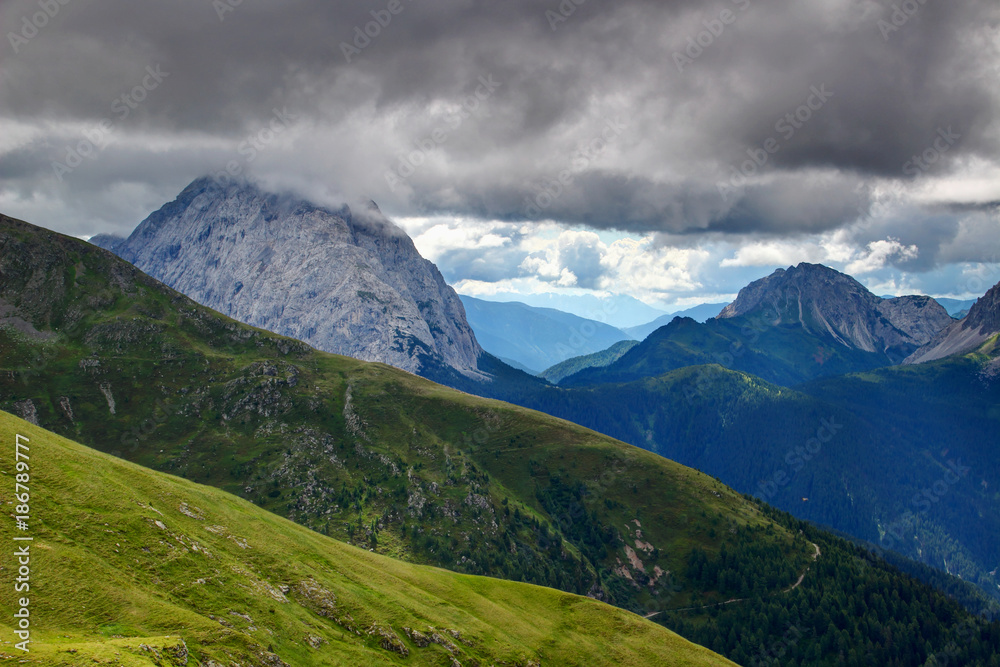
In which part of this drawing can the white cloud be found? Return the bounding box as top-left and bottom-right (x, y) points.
(720, 241), (826, 268)
(603, 238), (707, 296)
(845, 237), (919, 275)
(396, 212), (988, 309)
(719, 231), (856, 269)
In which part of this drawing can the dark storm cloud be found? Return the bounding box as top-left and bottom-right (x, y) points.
(0, 0), (997, 239)
(854, 205), (1000, 269)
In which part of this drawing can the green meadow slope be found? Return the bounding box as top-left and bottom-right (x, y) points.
(0, 411), (735, 666)
(0, 213), (811, 620)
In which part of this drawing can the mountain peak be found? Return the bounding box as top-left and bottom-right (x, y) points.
(717, 264), (867, 320)
(108, 177), (486, 379)
(905, 279), (1000, 364)
(964, 280), (1000, 333)
(717, 264), (952, 361)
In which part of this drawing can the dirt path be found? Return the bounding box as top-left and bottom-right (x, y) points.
(784, 542), (821, 593)
(644, 542), (821, 619)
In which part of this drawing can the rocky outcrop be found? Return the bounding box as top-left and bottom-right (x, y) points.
(904, 280), (1000, 364)
(108, 177), (486, 379)
(717, 263), (954, 362)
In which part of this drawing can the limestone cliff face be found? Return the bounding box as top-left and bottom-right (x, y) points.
(905, 280), (1000, 364)
(112, 177), (485, 378)
(717, 263), (954, 362)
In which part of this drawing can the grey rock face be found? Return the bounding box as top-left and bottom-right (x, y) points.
(905, 280), (1000, 364)
(88, 233), (126, 253)
(717, 263), (953, 361)
(113, 177), (485, 378)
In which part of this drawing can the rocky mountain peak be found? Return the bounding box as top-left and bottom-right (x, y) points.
(905, 280), (1000, 364)
(963, 280), (1000, 333)
(717, 263), (953, 362)
(108, 177), (486, 379)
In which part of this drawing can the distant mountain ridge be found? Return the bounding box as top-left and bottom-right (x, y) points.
(559, 263), (955, 387)
(106, 177), (487, 380)
(87, 232), (125, 252)
(905, 280), (1000, 364)
(930, 297), (976, 318)
(480, 292), (668, 328)
(459, 295), (631, 373)
(623, 303), (728, 340)
(540, 339), (640, 384)
(717, 263), (953, 362)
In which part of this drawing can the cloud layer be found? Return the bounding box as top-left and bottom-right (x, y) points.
(1, 0), (998, 300)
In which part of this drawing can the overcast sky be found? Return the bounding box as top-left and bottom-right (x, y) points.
(1, 0), (998, 308)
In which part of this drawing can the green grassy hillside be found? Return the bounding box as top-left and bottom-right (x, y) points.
(0, 213), (810, 619)
(0, 411), (735, 666)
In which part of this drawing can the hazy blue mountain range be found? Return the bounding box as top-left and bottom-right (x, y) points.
(492, 267), (1000, 602)
(506, 317), (1000, 603)
(459, 295), (632, 373)
(623, 303), (729, 340)
(477, 291), (668, 328)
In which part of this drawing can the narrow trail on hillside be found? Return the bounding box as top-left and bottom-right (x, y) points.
(644, 542), (821, 619)
(785, 542), (822, 593)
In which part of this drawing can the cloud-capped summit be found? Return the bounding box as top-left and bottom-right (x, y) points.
(108, 177), (486, 380)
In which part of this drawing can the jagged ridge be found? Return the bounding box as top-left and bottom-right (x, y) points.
(905, 279), (1000, 364)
